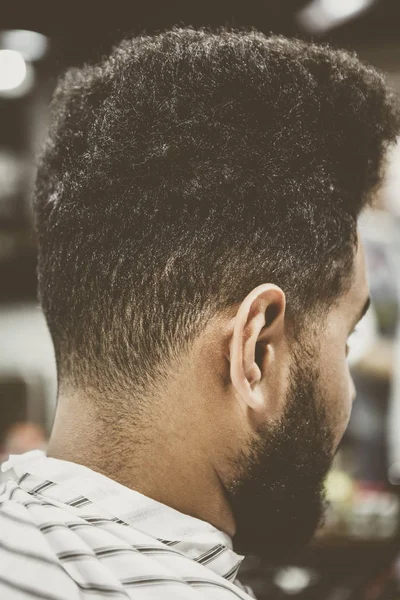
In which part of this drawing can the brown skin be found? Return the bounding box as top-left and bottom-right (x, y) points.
(48, 236), (369, 539)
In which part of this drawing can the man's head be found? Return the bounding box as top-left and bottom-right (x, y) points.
(35, 28), (399, 558)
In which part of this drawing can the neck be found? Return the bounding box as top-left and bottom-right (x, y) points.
(47, 393), (235, 537)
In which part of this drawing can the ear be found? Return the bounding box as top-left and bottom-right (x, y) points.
(228, 284), (286, 412)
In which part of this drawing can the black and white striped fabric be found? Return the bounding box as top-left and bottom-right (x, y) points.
(0, 451), (255, 599)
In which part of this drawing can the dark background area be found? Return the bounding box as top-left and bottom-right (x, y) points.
(2, 0), (400, 66)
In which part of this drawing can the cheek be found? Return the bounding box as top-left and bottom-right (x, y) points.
(320, 352), (354, 438)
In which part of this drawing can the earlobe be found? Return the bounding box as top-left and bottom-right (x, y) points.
(229, 284), (286, 413)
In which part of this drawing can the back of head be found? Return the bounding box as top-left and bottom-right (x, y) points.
(34, 27), (400, 401)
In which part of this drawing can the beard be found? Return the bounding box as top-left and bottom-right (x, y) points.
(226, 348), (336, 563)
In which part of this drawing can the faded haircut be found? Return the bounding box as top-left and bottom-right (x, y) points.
(34, 27), (400, 399)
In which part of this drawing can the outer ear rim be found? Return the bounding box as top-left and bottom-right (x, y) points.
(229, 284), (286, 412)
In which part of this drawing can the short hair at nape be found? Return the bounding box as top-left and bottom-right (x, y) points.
(34, 27), (399, 399)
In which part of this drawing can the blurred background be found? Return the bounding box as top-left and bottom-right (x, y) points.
(0, 1), (400, 598)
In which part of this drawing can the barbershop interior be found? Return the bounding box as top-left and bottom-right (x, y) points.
(1, 1), (400, 598)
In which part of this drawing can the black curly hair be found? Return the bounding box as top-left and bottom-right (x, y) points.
(34, 27), (400, 399)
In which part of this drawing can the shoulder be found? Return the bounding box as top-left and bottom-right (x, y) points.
(0, 480), (82, 599)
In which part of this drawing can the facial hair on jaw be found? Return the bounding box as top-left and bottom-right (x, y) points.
(226, 351), (336, 562)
